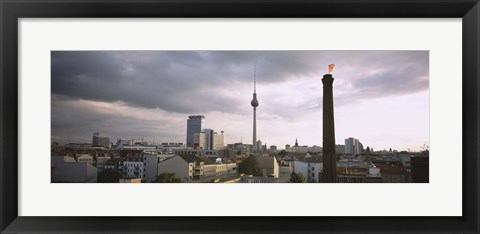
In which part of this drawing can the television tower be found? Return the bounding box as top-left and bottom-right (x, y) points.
(251, 65), (259, 151)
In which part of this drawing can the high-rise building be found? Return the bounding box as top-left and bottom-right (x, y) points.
(270, 145), (277, 152)
(345, 137), (361, 155)
(213, 132), (225, 150)
(92, 132), (110, 148)
(322, 71), (337, 183)
(193, 132), (208, 149)
(193, 128), (224, 150)
(256, 140), (262, 152)
(251, 65), (259, 151)
(204, 129), (215, 150)
(204, 128), (225, 150)
(186, 115), (205, 147)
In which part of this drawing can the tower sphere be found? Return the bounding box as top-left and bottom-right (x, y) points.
(251, 98), (259, 107)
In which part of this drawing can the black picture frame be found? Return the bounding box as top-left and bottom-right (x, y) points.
(1, 0), (479, 233)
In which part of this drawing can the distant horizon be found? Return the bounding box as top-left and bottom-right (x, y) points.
(53, 130), (424, 153)
(51, 50), (429, 151)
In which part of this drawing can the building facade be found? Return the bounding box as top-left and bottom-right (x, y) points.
(192, 128), (224, 150)
(92, 132), (110, 148)
(336, 144), (345, 154)
(241, 176), (279, 183)
(193, 132), (208, 149)
(122, 157), (145, 179)
(345, 137), (361, 155)
(269, 145), (277, 152)
(143, 153), (176, 182)
(256, 140), (263, 152)
(157, 155), (204, 182)
(51, 155), (98, 183)
(186, 115), (205, 147)
(294, 157), (323, 182)
(76, 154), (94, 164)
(253, 156), (279, 178)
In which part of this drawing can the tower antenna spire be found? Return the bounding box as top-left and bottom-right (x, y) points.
(254, 64), (256, 93)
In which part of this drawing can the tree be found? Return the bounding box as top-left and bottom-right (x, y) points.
(278, 150), (287, 157)
(97, 169), (120, 183)
(154, 172), (181, 183)
(289, 172), (306, 183)
(237, 156), (257, 175)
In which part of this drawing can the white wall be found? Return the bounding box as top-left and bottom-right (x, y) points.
(273, 157), (279, 178)
(157, 156), (190, 182)
(144, 154), (159, 182)
(213, 134), (224, 150)
(293, 161), (322, 182)
(51, 156), (98, 183)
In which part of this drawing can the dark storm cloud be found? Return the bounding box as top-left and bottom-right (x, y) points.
(281, 51), (430, 112)
(352, 65), (428, 99)
(52, 51), (245, 114)
(350, 51), (428, 92)
(51, 94), (186, 144)
(51, 50), (428, 119)
(207, 51), (325, 82)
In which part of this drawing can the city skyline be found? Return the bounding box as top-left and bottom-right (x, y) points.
(51, 50), (429, 151)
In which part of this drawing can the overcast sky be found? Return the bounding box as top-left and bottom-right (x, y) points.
(51, 51), (429, 151)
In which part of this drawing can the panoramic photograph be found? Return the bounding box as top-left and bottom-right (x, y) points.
(51, 50), (429, 183)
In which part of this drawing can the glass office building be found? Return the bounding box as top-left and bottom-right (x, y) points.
(186, 115), (205, 147)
